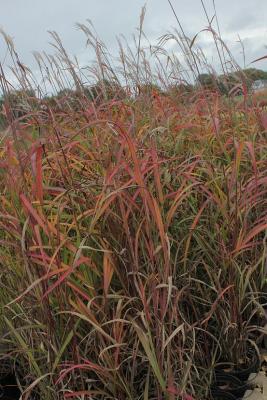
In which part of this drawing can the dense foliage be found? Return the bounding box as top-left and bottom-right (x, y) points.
(0, 20), (266, 400)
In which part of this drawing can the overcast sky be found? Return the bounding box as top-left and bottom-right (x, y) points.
(0, 0), (267, 84)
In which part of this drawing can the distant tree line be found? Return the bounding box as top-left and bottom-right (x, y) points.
(1, 68), (267, 125)
(0, 80), (126, 125)
(196, 68), (267, 95)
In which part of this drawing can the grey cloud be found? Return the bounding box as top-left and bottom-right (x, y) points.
(0, 0), (266, 76)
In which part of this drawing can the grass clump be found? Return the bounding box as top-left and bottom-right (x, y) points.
(0, 14), (266, 400)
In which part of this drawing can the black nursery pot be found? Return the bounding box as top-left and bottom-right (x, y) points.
(0, 372), (21, 400)
(210, 388), (237, 400)
(214, 347), (260, 382)
(212, 372), (249, 398)
(211, 346), (261, 400)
